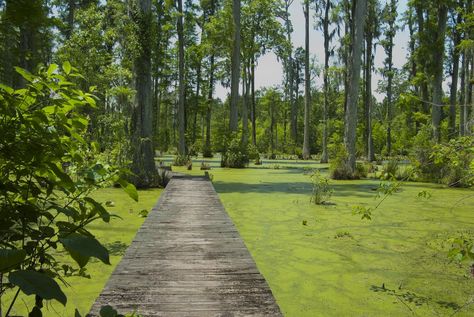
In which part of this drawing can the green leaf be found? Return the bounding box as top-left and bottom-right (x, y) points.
(29, 306), (42, 317)
(74, 309), (82, 317)
(15, 67), (34, 82)
(117, 179), (138, 202)
(48, 163), (74, 189)
(84, 197), (110, 222)
(47, 64), (58, 76)
(62, 61), (72, 75)
(0, 249), (27, 272)
(9, 270), (67, 305)
(100, 305), (118, 317)
(60, 233), (110, 267)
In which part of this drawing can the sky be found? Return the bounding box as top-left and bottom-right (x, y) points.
(215, 0), (410, 102)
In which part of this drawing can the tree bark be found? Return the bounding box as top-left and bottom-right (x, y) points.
(365, 32), (374, 161)
(229, 0), (241, 133)
(251, 56), (257, 145)
(449, 13), (460, 138)
(177, 0), (186, 155)
(302, 0), (311, 160)
(460, 52), (466, 136)
(284, 0), (297, 144)
(320, 0), (330, 164)
(431, 5), (448, 143)
(131, 0), (158, 188)
(344, 0), (366, 172)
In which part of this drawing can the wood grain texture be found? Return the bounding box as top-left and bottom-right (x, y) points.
(88, 175), (282, 317)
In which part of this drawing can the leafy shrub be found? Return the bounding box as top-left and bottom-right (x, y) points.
(157, 168), (171, 187)
(202, 141), (213, 158)
(355, 162), (368, 178)
(410, 127), (438, 180)
(186, 160), (193, 170)
(310, 170), (333, 205)
(381, 159), (399, 180)
(221, 134), (249, 168)
(200, 162), (211, 170)
(0, 65), (138, 314)
(329, 145), (359, 180)
(173, 154), (190, 166)
(248, 143), (260, 160)
(430, 137), (474, 187)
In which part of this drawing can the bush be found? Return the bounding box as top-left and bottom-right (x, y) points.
(355, 162), (368, 178)
(202, 143), (213, 158)
(200, 162), (211, 170)
(173, 154), (190, 166)
(431, 137), (474, 187)
(329, 145), (359, 180)
(0, 64), (138, 314)
(221, 134), (249, 168)
(310, 170), (333, 204)
(381, 159), (399, 180)
(411, 128), (473, 187)
(157, 168), (171, 187)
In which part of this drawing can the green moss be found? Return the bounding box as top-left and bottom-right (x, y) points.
(169, 155), (474, 316)
(3, 187), (162, 317)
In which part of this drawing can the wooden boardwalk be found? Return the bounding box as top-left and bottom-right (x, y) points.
(89, 175), (282, 317)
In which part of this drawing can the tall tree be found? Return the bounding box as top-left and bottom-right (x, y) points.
(381, 0), (397, 155)
(430, 3), (449, 142)
(229, 0), (241, 132)
(448, 4), (462, 137)
(177, 0), (186, 155)
(283, 0), (297, 144)
(364, 0), (379, 161)
(344, 0), (366, 172)
(316, 0), (335, 163)
(302, 0), (311, 159)
(130, 0), (158, 187)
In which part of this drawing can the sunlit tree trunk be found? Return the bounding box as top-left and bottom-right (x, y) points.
(344, 0), (366, 172)
(229, 0), (241, 133)
(431, 5), (448, 142)
(130, 0), (158, 188)
(302, 0), (311, 160)
(177, 0), (186, 155)
(320, 0), (330, 164)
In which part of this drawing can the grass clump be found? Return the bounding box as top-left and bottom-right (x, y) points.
(310, 170), (333, 205)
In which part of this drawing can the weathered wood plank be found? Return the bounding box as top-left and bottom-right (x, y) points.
(88, 175), (281, 316)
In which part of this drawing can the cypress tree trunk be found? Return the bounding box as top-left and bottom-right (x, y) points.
(229, 0), (241, 133)
(302, 0), (311, 160)
(204, 54), (215, 157)
(130, 0), (158, 188)
(251, 57), (257, 146)
(344, 0), (366, 172)
(365, 35), (375, 162)
(284, 1), (297, 144)
(177, 0), (186, 155)
(449, 11), (461, 138)
(431, 5), (448, 142)
(320, 0), (330, 164)
(460, 52), (466, 136)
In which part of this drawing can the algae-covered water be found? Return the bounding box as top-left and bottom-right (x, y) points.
(4, 155), (474, 316)
(172, 156), (474, 316)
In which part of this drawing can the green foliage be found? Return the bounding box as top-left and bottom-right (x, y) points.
(411, 129), (473, 187)
(221, 134), (249, 168)
(0, 65), (136, 314)
(329, 145), (359, 180)
(173, 154), (191, 167)
(380, 159), (399, 180)
(430, 137), (474, 187)
(309, 170), (333, 205)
